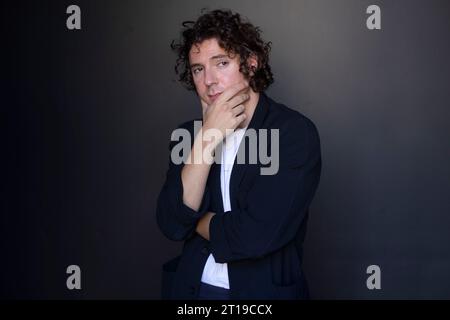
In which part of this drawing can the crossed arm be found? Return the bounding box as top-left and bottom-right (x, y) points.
(178, 124), (216, 241)
(157, 117), (322, 263)
(195, 212), (215, 240)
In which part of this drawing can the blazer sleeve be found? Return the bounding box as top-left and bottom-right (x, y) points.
(209, 116), (322, 263)
(156, 120), (211, 241)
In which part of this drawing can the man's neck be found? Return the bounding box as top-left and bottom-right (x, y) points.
(237, 91), (260, 129)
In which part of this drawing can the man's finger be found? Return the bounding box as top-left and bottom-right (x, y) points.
(215, 81), (249, 105)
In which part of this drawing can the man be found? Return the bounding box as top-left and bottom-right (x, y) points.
(157, 9), (321, 299)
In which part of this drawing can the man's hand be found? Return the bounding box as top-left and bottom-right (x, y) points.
(196, 211), (216, 240)
(200, 81), (250, 148)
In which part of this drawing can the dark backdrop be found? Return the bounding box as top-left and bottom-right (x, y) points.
(2, 0), (450, 299)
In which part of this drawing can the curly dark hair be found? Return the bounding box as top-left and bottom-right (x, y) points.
(170, 9), (274, 93)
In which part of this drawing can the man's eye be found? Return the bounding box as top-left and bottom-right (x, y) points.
(218, 61), (229, 67)
(192, 68), (202, 75)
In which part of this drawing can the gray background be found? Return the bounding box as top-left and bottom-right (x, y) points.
(2, 0), (450, 299)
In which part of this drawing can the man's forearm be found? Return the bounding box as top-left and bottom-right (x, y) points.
(181, 127), (215, 212)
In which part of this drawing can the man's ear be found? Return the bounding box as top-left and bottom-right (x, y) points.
(247, 54), (258, 76)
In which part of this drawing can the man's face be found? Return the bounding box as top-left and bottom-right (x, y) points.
(189, 38), (248, 106)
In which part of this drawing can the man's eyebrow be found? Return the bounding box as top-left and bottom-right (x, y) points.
(190, 63), (202, 70)
(210, 54), (229, 60)
(190, 54), (230, 69)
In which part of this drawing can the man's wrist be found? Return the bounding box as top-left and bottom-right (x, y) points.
(196, 211), (216, 240)
(192, 127), (218, 164)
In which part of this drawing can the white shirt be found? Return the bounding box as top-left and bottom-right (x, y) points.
(200, 127), (247, 289)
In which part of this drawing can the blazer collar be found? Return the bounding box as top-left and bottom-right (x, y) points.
(209, 92), (270, 213)
(244, 91), (270, 134)
(229, 92), (270, 200)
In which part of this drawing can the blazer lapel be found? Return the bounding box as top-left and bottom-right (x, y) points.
(229, 92), (270, 206)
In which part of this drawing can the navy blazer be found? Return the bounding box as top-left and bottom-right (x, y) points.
(156, 92), (321, 299)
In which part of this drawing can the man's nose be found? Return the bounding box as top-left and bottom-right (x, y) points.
(204, 67), (217, 86)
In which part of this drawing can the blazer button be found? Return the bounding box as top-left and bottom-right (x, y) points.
(201, 247), (209, 255)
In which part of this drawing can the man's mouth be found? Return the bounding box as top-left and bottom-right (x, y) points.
(208, 92), (222, 102)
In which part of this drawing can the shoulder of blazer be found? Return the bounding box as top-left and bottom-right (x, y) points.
(167, 118), (202, 150)
(264, 95), (320, 143)
(263, 95), (321, 168)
